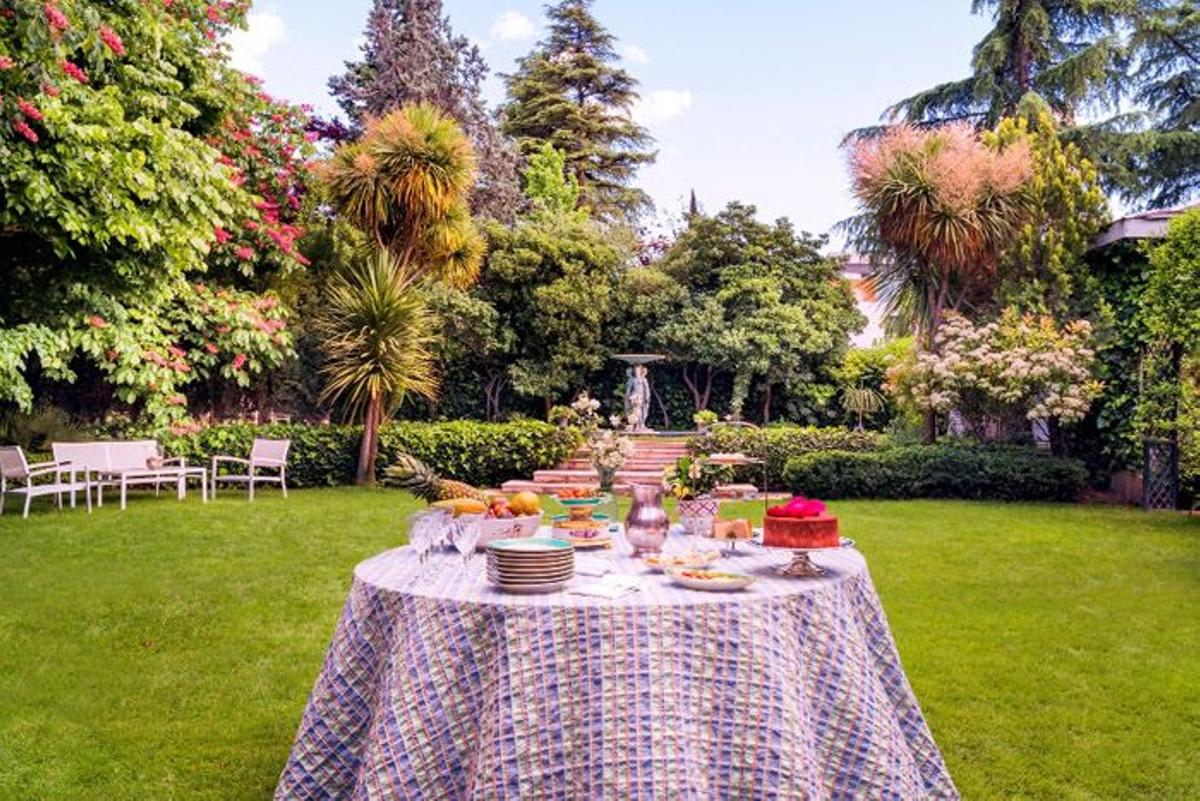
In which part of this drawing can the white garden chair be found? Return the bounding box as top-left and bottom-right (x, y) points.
(211, 438), (291, 501)
(0, 446), (92, 518)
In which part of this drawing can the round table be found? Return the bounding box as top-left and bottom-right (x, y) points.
(276, 540), (958, 799)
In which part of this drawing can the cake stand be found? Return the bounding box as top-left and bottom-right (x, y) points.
(754, 531), (857, 578)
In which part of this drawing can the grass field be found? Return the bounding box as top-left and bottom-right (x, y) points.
(0, 489), (1197, 799)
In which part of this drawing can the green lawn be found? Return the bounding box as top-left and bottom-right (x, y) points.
(0, 490), (1197, 799)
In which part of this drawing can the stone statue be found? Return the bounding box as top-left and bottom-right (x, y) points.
(624, 364), (651, 432)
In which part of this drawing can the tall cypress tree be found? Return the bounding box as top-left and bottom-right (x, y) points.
(330, 0), (521, 221)
(883, 0), (1129, 128)
(500, 0), (656, 221)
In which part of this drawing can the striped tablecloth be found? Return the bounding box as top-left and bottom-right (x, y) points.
(276, 536), (958, 799)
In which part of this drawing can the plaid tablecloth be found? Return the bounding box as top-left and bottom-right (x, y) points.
(276, 541), (957, 799)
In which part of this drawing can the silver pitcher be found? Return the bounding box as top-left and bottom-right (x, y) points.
(624, 484), (670, 555)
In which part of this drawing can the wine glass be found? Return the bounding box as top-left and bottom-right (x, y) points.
(454, 518), (481, 566)
(407, 510), (432, 563)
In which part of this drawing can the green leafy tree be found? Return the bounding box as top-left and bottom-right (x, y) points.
(987, 106), (1110, 317)
(882, 0), (1130, 129)
(0, 0), (315, 426)
(657, 203), (864, 422)
(481, 212), (624, 410)
(523, 142), (583, 218)
(833, 338), (914, 430)
(330, 0), (521, 220)
(1139, 209), (1200, 459)
(500, 0), (656, 221)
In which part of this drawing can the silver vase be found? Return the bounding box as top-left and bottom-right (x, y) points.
(624, 484), (670, 555)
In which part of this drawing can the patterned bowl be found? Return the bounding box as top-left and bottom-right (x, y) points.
(474, 513), (543, 550)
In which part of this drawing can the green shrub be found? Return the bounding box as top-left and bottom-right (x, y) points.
(155, 420), (581, 488)
(783, 446), (1088, 502)
(690, 424), (885, 486)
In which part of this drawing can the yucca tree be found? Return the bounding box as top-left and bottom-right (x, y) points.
(319, 103), (484, 484)
(845, 123), (1034, 345)
(322, 103), (485, 288)
(317, 251), (439, 486)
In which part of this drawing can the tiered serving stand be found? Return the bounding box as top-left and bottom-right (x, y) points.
(551, 495), (613, 549)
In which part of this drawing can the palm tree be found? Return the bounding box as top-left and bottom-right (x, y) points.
(316, 251), (439, 486)
(842, 385), (886, 430)
(319, 103), (485, 484)
(846, 123), (1034, 345)
(321, 103), (485, 288)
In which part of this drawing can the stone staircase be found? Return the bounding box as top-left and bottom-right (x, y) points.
(501, 436), (762, 498)
(501, 437), (689, 496)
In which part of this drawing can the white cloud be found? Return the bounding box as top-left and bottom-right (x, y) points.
(633, 89), (693, 125)
(228, 11), (286, 76)
(622, 44), (650, 65)
(490, 10), (535, 42)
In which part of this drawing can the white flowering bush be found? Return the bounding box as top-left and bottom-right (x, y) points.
(889, 309), (1102, 436)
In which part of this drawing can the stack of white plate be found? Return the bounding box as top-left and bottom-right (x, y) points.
(486, 537), (574, 594)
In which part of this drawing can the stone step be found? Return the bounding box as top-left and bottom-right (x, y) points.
(532, 468), (666, 483)
(561, 459), (678, 470)
(498, 480), (768, 499)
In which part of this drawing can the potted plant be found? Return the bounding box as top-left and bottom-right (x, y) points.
(663, 455), (730, 537)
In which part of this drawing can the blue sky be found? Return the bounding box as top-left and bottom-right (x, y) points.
(231, 1), (991, 238)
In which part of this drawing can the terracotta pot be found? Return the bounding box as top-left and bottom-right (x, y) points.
(624, 484), (670, 555)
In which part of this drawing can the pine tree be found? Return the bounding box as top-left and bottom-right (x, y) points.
(884, 0), (1130, 129)
(500, 0), (656, 221)
(1127, 0), (1200, 205)
(330, 0), (521, 221)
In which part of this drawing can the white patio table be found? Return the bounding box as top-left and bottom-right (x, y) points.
(276, 537), (958, 800)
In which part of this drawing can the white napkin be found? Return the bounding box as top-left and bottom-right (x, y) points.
(573, 559), (614, 578)
(569, 574), (641, 600)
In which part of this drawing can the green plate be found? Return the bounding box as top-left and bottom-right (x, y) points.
(487, 537), (574, 553)
(557, 496), (604, 507)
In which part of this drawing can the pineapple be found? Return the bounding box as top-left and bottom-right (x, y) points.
(383, 453), (488, 503)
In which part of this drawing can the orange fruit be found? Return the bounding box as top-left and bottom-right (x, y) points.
(511, 491), (541, 515)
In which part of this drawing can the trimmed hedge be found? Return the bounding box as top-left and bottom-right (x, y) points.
(158, 420), (581, 489)
(690, 425), (885, 487)
(784, 446), (1088, 502)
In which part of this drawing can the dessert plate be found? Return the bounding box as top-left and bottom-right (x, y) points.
(665, 568), (755, 592)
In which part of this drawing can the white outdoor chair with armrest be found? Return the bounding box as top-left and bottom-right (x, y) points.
(212, 438), (290, 501)
(0, 446), (92, 518)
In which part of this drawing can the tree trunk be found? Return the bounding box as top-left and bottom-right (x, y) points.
(681, 365), (703, 412)
(701, 367), (714, 411)
(923, 409), (937, 444)
(357, 395), (381, 487)
(652, 385), (671, 431)
(761, 382), (772, 425)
